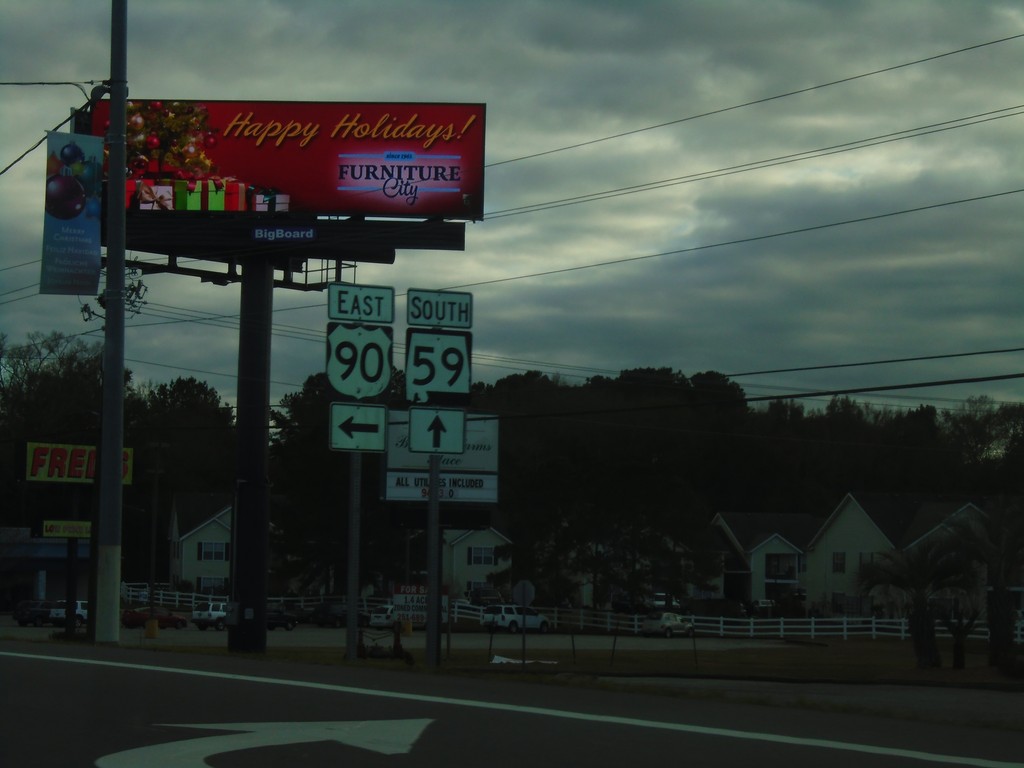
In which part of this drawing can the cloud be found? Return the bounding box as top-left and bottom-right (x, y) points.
(2, 0), (1023, 413)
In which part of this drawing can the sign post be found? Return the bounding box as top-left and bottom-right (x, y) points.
(404, 290), (473, 668)
(327, 283), (395, 660)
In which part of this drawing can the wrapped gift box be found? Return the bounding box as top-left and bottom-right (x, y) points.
(222, 181), (246, 211)
(128, 179), (174, 210)
(174, 179), (226, 211)
(251, 192), (290, 212)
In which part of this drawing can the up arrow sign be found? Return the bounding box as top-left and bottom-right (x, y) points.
(96, 719), (433, 767)
(408, 407), (466, 454)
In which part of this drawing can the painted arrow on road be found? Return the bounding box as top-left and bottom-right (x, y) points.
(96, 719), (433, 767)
(338, 415), (380, 438)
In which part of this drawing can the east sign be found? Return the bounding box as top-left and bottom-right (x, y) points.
(89, 100), (485, 220)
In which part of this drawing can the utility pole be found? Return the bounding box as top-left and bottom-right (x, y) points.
(94, 0), (127, 644)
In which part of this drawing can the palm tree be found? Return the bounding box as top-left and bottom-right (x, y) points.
(858, 535), (976, 669)
(946, 501), (1024, 669)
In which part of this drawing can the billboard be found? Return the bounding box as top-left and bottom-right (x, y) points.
(89, 100), (485, 220)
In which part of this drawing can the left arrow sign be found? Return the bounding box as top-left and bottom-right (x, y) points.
(96, 719), (433, 766)
(330, 403), (388, 453)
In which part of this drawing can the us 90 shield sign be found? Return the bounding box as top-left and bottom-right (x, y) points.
(326, 322), (393, 400)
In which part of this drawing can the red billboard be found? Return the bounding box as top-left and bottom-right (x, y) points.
(89, 100), (485, 221)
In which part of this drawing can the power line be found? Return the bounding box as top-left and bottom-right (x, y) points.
(445, 187), (1024, 291)
(485, 33), (1024, 167)
(485, 106), (1024, 219)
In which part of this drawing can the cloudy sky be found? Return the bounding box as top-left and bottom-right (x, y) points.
(4, 0), (1023, 417)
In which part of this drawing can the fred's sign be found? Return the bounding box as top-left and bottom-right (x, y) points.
(26, 442), (133, 485)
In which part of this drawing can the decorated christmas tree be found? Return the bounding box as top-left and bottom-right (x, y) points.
(125, 100), (218, 178)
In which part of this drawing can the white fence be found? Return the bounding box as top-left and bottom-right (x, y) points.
(121, 584), (1023, 643)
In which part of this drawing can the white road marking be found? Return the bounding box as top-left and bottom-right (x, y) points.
(94, 719), (432, 766)
(2, 650), (1019, 768)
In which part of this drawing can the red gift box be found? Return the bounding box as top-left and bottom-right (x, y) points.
(220, 180), (247, 211)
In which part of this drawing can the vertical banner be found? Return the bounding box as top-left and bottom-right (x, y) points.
(40, 131), (103, 295)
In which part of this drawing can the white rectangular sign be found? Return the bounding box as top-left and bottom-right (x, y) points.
(328, 283), (395, 323)
(408, 407), (465, 454)
(407, 288), (472, 328)
(330, 403), (388, 452)
(385, 471), (498, 503)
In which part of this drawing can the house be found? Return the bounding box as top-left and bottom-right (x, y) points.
(169, 493), (234, 594)
(442, 527), (512, 600)
(709, 512), (820, 607)
(803, 493), (979, 616)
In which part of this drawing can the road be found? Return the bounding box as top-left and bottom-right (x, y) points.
(1, 632), (1021, 767)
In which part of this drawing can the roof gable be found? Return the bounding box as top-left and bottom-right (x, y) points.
(809, 492), (981, 550)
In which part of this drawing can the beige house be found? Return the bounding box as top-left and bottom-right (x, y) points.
(169, 493), (234, 594)
(442, 527), (512, 600)
(803, 493), (979, 616)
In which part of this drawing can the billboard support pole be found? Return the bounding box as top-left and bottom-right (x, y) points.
(228, 257), (273, 653)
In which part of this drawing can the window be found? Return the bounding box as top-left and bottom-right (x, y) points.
(832, 552), (846, 574)
(198, 542), (229, 561)
(467, 546), (495, 566)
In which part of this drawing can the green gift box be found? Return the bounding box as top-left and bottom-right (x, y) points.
(174, 179), (226, 211)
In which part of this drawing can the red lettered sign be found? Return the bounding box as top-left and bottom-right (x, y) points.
(26, 442), (133, 485)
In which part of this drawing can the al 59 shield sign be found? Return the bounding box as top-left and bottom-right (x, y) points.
(89, 100), (485, 220)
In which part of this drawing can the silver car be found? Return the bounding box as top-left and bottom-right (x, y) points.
(641, 611), (693, 638)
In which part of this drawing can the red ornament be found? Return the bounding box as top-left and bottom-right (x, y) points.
(146, 134), (161, 150)
(132, 155), (149, 171)
(204, 133), (217, 149)
(45, 174), (86, 219)
(150, 100), (163, 111)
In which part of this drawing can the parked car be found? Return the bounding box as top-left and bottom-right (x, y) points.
(266, 606), (298, 631)
(641, 611), (694, 638)
(191, 600), (230, 631)
(309, 602), (369, 628)
(14, 600), (52, 627)
(121, 606), (188, 629)
(49, 600), (89, 627)
(480, 604), (550, 633)
(369, 604), (398, 628)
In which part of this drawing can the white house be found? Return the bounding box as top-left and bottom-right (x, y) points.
(169, 493), (234, 594)
(442, 527), (512, 600)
